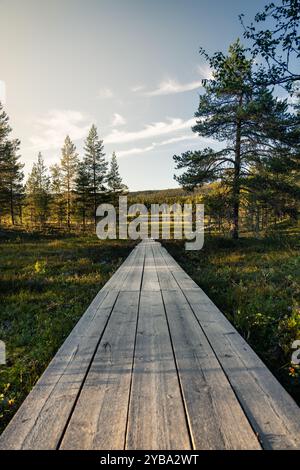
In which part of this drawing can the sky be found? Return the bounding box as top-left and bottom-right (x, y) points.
(0, 0), (273, 190)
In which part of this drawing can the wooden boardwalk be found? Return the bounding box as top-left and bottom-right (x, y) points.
(1, 239), (300, 450)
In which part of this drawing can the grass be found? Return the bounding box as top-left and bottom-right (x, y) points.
(0, 228), (135, 433)
(163, 228), (300, 404)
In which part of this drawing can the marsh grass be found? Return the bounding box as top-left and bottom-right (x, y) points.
(164, 229), (300, 403)
(0, 229), (135, 432)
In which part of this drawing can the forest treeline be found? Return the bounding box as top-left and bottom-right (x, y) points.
(0, 117), (127, 231)
(0, 0), (299, 237)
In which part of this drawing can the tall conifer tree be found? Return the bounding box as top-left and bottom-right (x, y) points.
(84, 125), (107, 226)
(0, 103), (24, 224)
(60, 136), (79, 229)
(174, 40), (298, 238)
(107, 152), (127, 200)
(25, 152), (50, 226)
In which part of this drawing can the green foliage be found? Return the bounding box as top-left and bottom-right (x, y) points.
(60, 136), (79, 229)
(75, 161), (90, 229)
(174, 39), (300, 239)
(84, 124), (107, 191)
(0, 230), (135, 431)
(0, 103), (24, 225)
(84, 124), (108, 224)
(240, 0), (300, 90)
(49, 164), (65, 226)
(25, 152), (50, 227)
(164, 228), (300, 403)
(107, 152), (127, 197)
(34, 259), (47, 274)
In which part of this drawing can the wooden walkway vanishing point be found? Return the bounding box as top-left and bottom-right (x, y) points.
(1, 239), (300, 450)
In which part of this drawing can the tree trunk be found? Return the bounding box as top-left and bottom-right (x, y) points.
(19, 203), (23, 225)
(82, 201), (86, 232)
(10, 186), (15, 225)
(232, 110), (242, 240)
(67, 195), (70, 229)
(93, 163), (97, 228)
(67, 180), (71, 230)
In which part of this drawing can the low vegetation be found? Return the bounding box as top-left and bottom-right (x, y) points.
(0, 229), (135, 432)
(164, 223), (300, 404)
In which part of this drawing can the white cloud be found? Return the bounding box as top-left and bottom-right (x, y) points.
(117, 134), (199, 158)
(105, 117), (197, 144)
(143, 78), (203, 96)
(135, 64), (213, 97)
(118, 145), (155, 157)
(97, 87), (114, 99)
(131, 84), (145, 92)
(29, 109), (92, 150)
(28, 111), (202, 158)
(196, 63), (213, 80)
(0, 80), (6, 104)
(287, 93), (299, 105)
(112, 113), (126, 126)
(159, 135), (198, 145)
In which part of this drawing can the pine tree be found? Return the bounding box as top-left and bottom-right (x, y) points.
(203, 185), (231, 234)
(240, 0), (300, 91)
(50, 164), (65, 226)
(84, 124), (107, 226)
(3, 140), (24, 225)
(0, 103), (24, 224)
(246, 97), (300, 223)
(25, 152), (50, 226)
(0, 102), (11, 143)
(0, 102), (13, 219)
(75, 161), (90, 230)
(60, 135), (79, 229)
(174, 40), (297, 238)
(107, 152), (127, 201)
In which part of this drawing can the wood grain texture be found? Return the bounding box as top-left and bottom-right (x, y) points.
(161, 288), (261, 450)
(60, 291), (140, 450)
(126, 290), (191, 450)
(120, 245), (145, 291)
(141, 244), (160, 291)
(159, 246), (200, 290)
(151, 244), (178, 290)
(184, 288), (300, 450)
(102, 245), (138, 291)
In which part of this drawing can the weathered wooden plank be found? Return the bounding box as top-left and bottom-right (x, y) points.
(184, 288), (300, 450)
(0, 290), (118, 450)
(60, 291), (140, 450)
(102, 244), (139, 291)
(151, 244), (178, 290)
(141, 244), (160, 291)
(126, 290), (191, 450)
(161, 289), (261, 450)
(120, 245), (145, 291)
(71, 289), (110, 337)
(159, 246), (199, 290)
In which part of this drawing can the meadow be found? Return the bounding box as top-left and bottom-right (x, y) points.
(0, 229), (135, 432)
(164, 224), (300, 404)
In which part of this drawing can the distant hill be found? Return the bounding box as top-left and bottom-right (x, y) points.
(129, 184), (213, 200)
